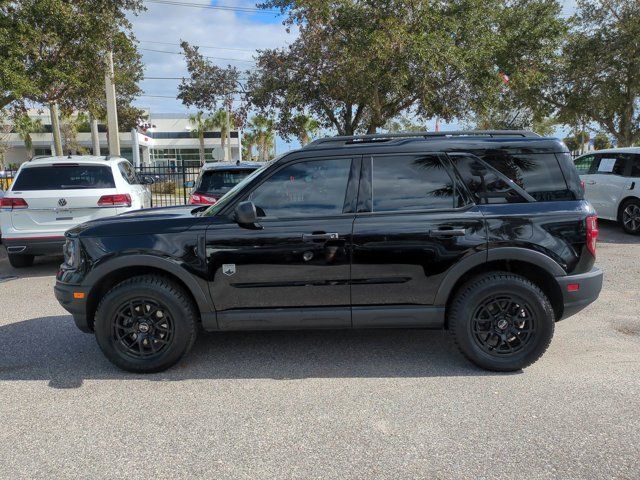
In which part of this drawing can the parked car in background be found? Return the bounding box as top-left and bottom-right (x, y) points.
(574, 148), (640, 234)
(186, 161), (261, 205)
(55, 131), (602, 373)
(0, 156), (154, 267)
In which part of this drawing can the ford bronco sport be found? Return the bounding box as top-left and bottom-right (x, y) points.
(54, 131), (603, 373)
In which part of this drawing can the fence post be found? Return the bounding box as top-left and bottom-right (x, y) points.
(181, 162), (187, 204)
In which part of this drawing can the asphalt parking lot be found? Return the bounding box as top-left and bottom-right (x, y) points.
(0, 221), (638, 479)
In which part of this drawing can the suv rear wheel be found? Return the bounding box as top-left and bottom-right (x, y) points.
(448, 272), (554, 371)
(7, 253), (34, 268)
(621, 198), (640, 235)
(94, 275), (198, 373)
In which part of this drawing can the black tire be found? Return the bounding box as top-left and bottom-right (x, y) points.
(448, 272), (554, 372)
(94, 275), (198, 373)
(620, 198), (640, 235)
(7, 253), (35, 268)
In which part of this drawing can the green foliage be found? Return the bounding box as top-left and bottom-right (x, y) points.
(593, 132), (612, 150)
(0, 1), (145, 112)
(552, 0), (640, 146)
(188, 111), (215, 165)
(292, 114), (319, 145)
(563, 135), (579, 153)
(12, 112), (44, 158)
(384, 115), (426, 133)
(249, 0), (566, 137)
(246, 115), (276, 161)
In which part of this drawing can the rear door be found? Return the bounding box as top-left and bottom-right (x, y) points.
(350, 153), (486, 327)
(8, 163), (120, 233)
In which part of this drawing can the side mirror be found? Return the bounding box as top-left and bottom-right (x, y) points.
(235, 201), (261, 228)
(184, 180), (195, 188)
(140, 175), (155, 185)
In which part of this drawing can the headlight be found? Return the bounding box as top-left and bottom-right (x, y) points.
(63, 238), (80, 268)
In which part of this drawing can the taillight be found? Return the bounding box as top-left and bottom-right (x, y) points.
(580, 180), (585, 192)
(586, 215), (598, 257)
(98, 194), (132, 207)
(189, 193), (218, 205)
(0, 197), (29, 210)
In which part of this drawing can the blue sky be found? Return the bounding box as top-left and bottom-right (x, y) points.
(130, 1), (578, 151)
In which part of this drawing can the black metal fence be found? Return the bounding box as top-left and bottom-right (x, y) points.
(137, 164), (200, 207)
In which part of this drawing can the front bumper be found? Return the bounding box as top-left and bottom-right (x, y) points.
(2, 236), (65, 256)
(556, 267), (603, 320)
(54, 282), (92, 333)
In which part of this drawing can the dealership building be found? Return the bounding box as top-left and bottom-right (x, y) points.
(2, 110), (241, 167)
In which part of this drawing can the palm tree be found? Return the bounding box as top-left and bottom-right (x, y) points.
(242, 130), (257, 161)
(188, 111), (215, 165)
(209, 109), (236, 161)
(248, 115), (275, 161)
(293, 114), (319, 146)
(13, 114), (43, 159)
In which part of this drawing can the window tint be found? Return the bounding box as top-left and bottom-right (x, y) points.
(118, 161), (139, 185)
(199, 169), (255, 194)
(452, 155), (527, 204)
(249, 158), (351, 218)
(12, 165), (115, 190)
(593, 155), (626, 175)
(371, 155), (455, 212)
(630, 155), (640, 177)
(574, 155), (595, 174)
(479, 153), (572, 201)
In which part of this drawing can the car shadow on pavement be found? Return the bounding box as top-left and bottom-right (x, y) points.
(0, 253), (63, 280)
(598, 220), (640, 244)
(0, 315), (512, 388)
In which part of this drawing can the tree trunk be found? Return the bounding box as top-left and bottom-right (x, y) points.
(90, 114), (101, 156)
(221, 131), (228, 162)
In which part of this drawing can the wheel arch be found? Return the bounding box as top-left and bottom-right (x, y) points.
(436, 248), (565, 325)
(84, 255), (214, 331)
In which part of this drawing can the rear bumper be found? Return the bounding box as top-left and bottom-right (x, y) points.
(54, 282), (92, 333)
(1, 236), (65, 256)
(556, 267), (603, 320)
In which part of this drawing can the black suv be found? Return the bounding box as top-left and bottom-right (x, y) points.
(55, 131), (603, 373)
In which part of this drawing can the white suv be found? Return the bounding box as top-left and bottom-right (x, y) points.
(1, 156), (152, 267)
(574, 148), (640, 234)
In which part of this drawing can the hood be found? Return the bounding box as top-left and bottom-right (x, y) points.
(66, 205), (208, 237)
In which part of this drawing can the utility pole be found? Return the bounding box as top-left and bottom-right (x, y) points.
(49, 103), (63, 156)
(90, 113), (100, 156)
(105, 50), (120, 156)
(225, 97), (232, 162)
(131, 128), (141, 167)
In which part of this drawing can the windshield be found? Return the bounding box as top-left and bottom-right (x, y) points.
(200, 161), (272, 216)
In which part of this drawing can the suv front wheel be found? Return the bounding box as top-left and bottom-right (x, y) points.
(448, 272), (555, 371)
(94, 275), (198, 373)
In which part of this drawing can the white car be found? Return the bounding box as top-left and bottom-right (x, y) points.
(0, 156), (152, 267)
(574, 148), (640, 234)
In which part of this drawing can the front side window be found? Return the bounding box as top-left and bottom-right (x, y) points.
(574, 155), (595, 174)
(249, 158), (351, 218)
(371, 155), (456, 212)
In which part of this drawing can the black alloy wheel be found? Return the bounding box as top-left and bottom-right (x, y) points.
(621, 199), (640, 235)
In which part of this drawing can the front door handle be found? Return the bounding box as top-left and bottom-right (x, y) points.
(429, 228), (466, 238)
(302, 232), (339, 242)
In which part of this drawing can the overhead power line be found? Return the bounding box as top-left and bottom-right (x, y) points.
(145, 0), (280, 15)
(140, 40), (256, 53)
(140, 47), (255, 63)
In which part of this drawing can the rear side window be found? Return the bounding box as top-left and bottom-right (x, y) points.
(371, 155), (457, 212)
(12, 165), (116, 190)
(574, 155), (595, 174)
(593, 155), (626, 175)
(452, 155), (527, 204)
(478, 153), (573, 201)
(118, 161), (140, 185)
(199, 169), (255, 193)
(630, 155), (640, 177)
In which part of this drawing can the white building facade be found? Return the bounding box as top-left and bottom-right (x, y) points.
(2, 111), (241, 167)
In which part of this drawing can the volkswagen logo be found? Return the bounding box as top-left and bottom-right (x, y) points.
(58, 198), (67, 207)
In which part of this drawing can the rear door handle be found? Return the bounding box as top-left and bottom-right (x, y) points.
(302, 232), (339, 242)
(429, 228), (466, 237)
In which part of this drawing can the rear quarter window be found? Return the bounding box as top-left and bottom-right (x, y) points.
(12, 165), (116, 190)
(478, 152), (574, 201)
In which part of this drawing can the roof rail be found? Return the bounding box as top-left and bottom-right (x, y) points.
(28, 155), (52, 162)
(304, 130), (540, 148)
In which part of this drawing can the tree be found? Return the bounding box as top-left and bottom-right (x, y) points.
(563, 135), (580, 153)
(247, 115), (276, 161)
(292, 114), (319, 145)
(188, 112), (215, 166)
(248, 0), (566, 137)
(0, 109), (12, 168)
(242, 131), (258, 161)
(384, 115), (426, 133)
(12, 112), (44, 159)
(60, 113), (88, 155)
(0, 1), (145, 111)
(209, 109), (237, 162)
(552, 0), (640, 146)
(593, 132), (613, 150)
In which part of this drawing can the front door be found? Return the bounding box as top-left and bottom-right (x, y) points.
(206, 156), (360, 329)
(587, 154), (628, 219)
(350, 153), (486, 327)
